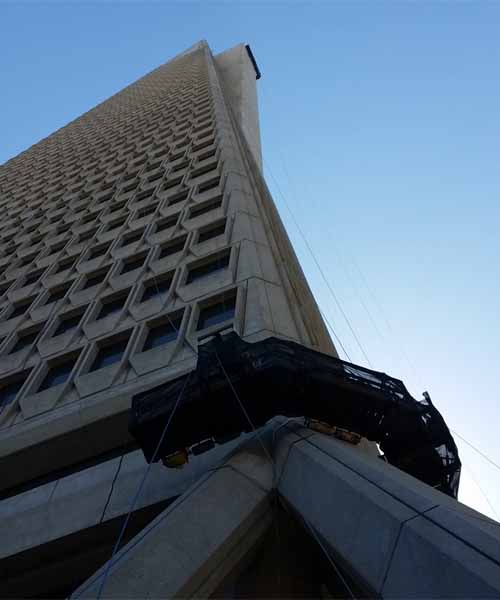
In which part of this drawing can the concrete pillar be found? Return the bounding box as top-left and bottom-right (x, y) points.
(72, 439), (273, 599)
(274, 420), (500, 598)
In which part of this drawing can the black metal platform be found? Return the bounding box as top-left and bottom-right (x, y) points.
(129, 333), (461, 498)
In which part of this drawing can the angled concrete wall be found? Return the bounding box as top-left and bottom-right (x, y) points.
(72, 441), (273, 599)
(274, 420), (500, 598)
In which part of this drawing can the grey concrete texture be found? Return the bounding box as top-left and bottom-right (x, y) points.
(72, 439), (274, 599)
(215, 44), (263, 171)
(274, 419), (500, 598)
(0, 434), (253, 561)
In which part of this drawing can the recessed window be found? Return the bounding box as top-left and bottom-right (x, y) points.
(47, 241), (66, 255)
(168, 190), (188, 205)
(97, 294), (127, 319)
(159, 236), (186, 259)
(121, 256), (145, 274)
(136, 189), (155, 203)
(109, 200), (127, 214)
(56, 258), (76, 274)
(79, 228), (97, 242)
(90, 338), (128, 371)
(9, 299), (33, 319)
(10, 329), (40, 354)
(189, 197), (222, 219)
(198, 177), (220, 194)
(46, 285), (70, 304)
(122, 230), (143, 246)
(38, 358), (76, 391)
(155, 214), (178, 233)
(0, 376), (27, 408)
(53, 311), (84, 337)
(83, 269), (108, 290)
(143, 315), (182, 351)
(107, 218), (126, 231)
(141, 276), (172, 302)
(198, 220), (226, 243)
(197, 294), (236, 331)
(24, 269), (44, 286)
(19, 253), (37, 266)
(186, 251), (230, 284)
(88, 244), (109, 259)
(138, 203), (158, 218)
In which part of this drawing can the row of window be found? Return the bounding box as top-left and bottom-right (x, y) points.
(0, 247), (232, 339)
(0, 208), (227, 298)
(0, 181), (223, 273)
(0, 71), (211, 188)
(0, 98), (215, 219)
(0, 291), (237, 410)
(0, 134), (219, 244)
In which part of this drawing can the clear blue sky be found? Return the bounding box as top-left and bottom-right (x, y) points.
(1, 1), (499, 517)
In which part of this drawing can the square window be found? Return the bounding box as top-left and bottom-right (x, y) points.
(198, 220), (226, 243)
(38, 359), (76, 391)
(0, 377), (27, 408)
(159, 236), (186, 259)
(198, 177), (220, 194)
(10, 329), (40, 354)
(83, 269), (108, 289)
(90, 338), (128, 371)
(197, 295), (236, 331)
(97, 294), (127, 319)
(53, 312), (84, 337)
(108, 218), (126, 231)
(121, 256), (144, 274)
(24, 269), (44, 286)
(9, 299), (33, 319)
(56, 258), (76, 274)
(141, 276), (172, 302)
(79, 229), (97, 242)
(143, 316), (182, 351)
(155, 214), (178, 233)
(46, 285), (70, 304)
(189, 197), (222, 219)
(122, 230), (143, 246)
(89, 244), (109, 259)
(168, 190), (188, 206)
(186, 251), (230, 284)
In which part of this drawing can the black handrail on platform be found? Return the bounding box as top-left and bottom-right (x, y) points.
(129, 333), (461, 498)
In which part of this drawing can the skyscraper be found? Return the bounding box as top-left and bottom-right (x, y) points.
(1, 41), (497, 600)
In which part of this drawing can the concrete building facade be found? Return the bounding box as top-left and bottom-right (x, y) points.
(1, 41), (499, 599)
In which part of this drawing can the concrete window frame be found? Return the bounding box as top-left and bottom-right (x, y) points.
(181, 247), (233, 287)
(148, 212), (181, 243)
(149, 233), (191, 274)
(187, 286), (244, 343)
(130, 309), (188, 376)
(129, 268), (177, 322)
(108, 248), (151, 290)
(1, 295), (36, 324)
(185, 192), (227, 226)
(38, 303), (90, 357)
(112, 227), (146, 260)
(0, 367), (34, 425)
(29, 279), (77, 323)
(74, 326), (136, 398)
(78, 238), (115, 273)
(20, 346), (85, 419)
(83, 287), (132, 340)
(195, 218), (228, 246)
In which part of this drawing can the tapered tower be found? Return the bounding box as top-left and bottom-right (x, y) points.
(0, 42), (496, 600)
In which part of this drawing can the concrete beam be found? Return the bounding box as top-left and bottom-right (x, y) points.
(72, 439), (273, 599)
(274, 420), (500, 598)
